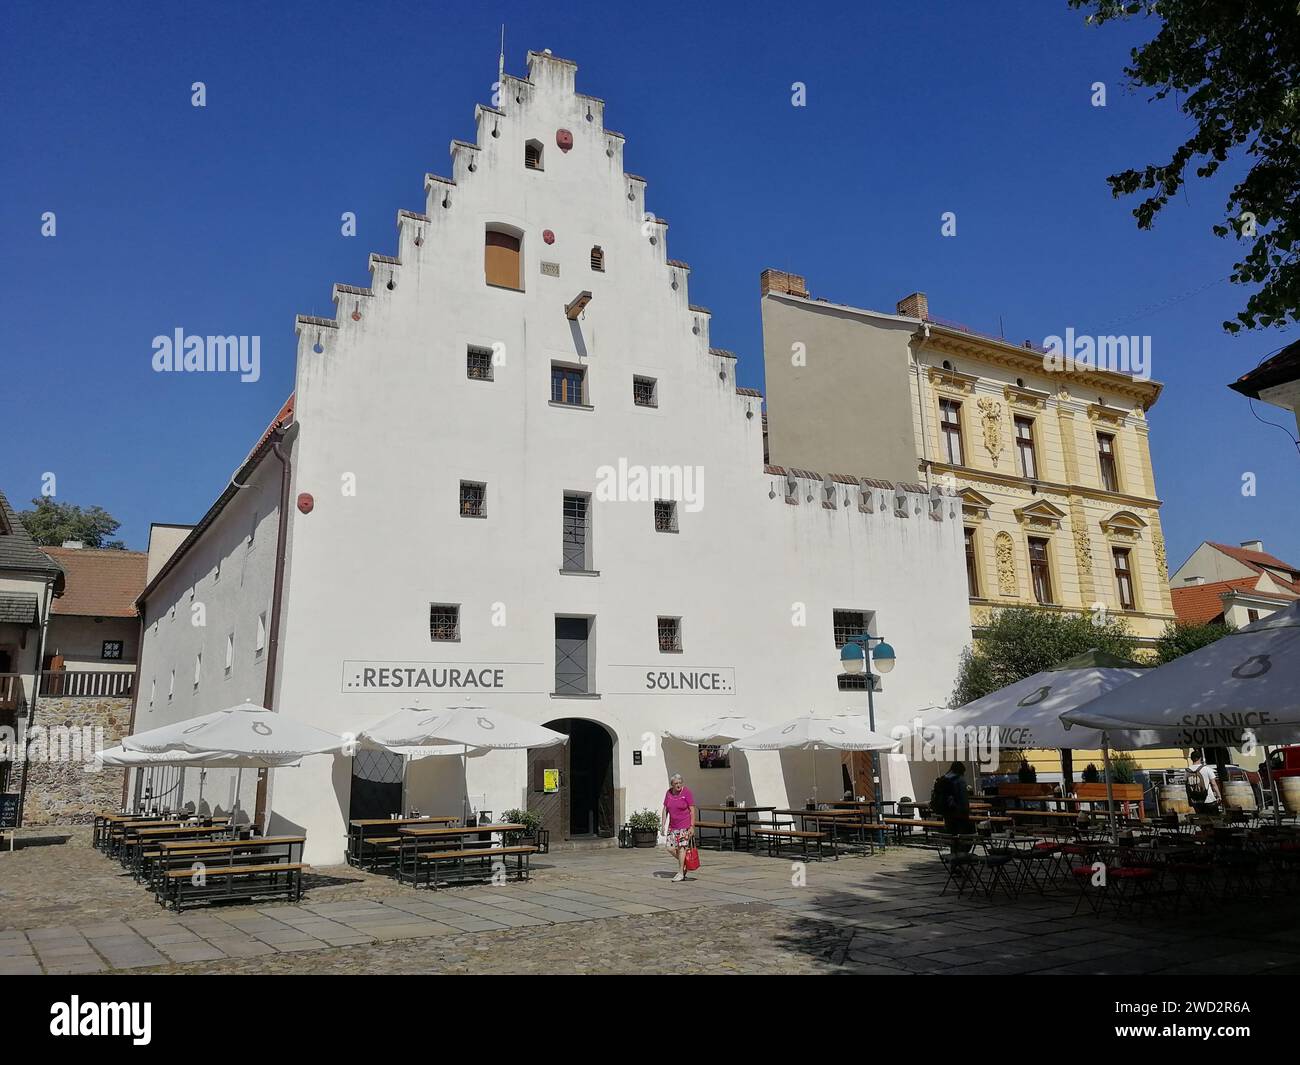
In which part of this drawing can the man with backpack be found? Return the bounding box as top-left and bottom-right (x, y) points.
(1185, 750), (1222, 815)
(930, 761), (973, 849)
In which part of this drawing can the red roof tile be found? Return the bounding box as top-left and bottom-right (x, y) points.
(1207, 542), (1300, 593)
(1171, 577), (1297, 624)
(43, 548), (148, 618)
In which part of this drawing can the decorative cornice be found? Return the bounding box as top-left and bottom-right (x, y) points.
(1003, 383), (1050, 410)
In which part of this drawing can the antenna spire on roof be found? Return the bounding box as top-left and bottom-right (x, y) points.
(498, 25), (505, 93)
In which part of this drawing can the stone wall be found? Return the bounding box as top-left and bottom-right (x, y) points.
(19, 695), (132, 825)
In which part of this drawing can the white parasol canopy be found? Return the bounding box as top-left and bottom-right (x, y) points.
(662, 716), (769, 743)
(1063, 603), (1300, 746)
(121, 700), (347, 759)
(96, 745), (303, 769)
(359, 706), (568, 751)
(731, 713), (902, 753)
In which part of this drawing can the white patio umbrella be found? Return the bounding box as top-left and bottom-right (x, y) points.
(1064, 604), (1300, 824)
(662, 715), (769, 800)
(732, 713), (900, 803)
(96, 745), (304, 816)
(121, 700), (347, 827)
(359, 706), (567, 822)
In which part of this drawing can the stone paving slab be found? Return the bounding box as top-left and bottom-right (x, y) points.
(8, 825), (1300, 974)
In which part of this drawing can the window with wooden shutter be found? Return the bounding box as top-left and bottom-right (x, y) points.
(485, 230), (522, 290)
(590, 245), (604, 271)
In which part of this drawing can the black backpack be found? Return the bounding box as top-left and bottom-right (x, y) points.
(1185, 766), (1208, 802)
(930, 773), (954, 816)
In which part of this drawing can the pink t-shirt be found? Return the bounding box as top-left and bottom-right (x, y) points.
(663, 787), (695, 831)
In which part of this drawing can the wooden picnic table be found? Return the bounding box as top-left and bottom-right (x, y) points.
(144, 836), (307, 889)
(346, 815), (461, 868)
(348, 816), (461, 827)
(694, 806), (776, 850)
(396, 823), (527, 883)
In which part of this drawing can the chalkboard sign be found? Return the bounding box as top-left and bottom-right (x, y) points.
(0, 794), (19, 829)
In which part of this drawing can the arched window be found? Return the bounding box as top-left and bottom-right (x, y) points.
(590, 245), (605, 272)
(524, 139), (543, 171)
(484, 227), (522, 290)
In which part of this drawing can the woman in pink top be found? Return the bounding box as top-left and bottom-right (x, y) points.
(661, 774), (696, 882)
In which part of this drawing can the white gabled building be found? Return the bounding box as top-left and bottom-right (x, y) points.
(132, 51), (971, 864)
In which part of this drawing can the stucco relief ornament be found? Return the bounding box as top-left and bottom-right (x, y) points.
(977, 397), (1004, 467)
(995, 531), (1017, 596)
(1152, 527), (1168, 580)
(1073, 524), (1092, 576)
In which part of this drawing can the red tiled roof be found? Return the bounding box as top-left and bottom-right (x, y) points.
(1207, 542), (1300, 593)
(1171, 577), (1297, 624)
(43, 548), (148, 618)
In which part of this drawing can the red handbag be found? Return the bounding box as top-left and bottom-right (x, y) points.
(684, 847), (701, 871)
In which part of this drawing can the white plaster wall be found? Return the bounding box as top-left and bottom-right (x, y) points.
(46, 615), (138, 670)
(132, 454), (284, 817)
(258, 53), (971, 863)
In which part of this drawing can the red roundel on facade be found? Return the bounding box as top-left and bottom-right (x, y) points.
(543, 230), (556, 245)
(297, 493), (314, 514)
(556, 129), (573, 152)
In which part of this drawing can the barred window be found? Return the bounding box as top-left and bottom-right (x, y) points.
(590, 245), (605, 271)
(633, 376), (657, 408)
(467, 346), (494, 381)
(658, 617), (682, 653)
(838, 674), (880, 692)
(654, 499), (678, 532)
(430, 604), (460, 641)
(562, 493), (591, 571)
(524, 140), (543, 170)
(832, 609), (869, 649)
(101, 640), (123, 661)
(460, 481), (486, 517)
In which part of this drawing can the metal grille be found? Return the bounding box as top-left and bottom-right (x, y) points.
(460, 481), (486, 517)
(657, 617), (681, 653)
(101, 641), (123, 660)
(554, 618), (589, 695)
(429, 603), (460, 641)
(590, 246), (604, 271)
(833, 610), (868, 649)
(467, 346), (494, 381)
(633, 376), (657, 408)
(562, 494), (589, 571)
(654, 500), (677, 532)
(837, 674), (881, 692)
(525, 142), (542, 170)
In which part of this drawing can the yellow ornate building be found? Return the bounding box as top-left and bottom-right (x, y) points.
(760, 274), (1182, 771)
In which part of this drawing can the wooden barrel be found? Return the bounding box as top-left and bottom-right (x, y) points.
(1223, 780), (1257, 812)
(1279, 777), (1300, 813)
(1158, 785), (1191, 815)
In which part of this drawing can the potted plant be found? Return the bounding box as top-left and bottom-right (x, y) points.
(1110, 753), (1138, 785)
(501, 808), (545, 848)
(1082, 763), (1100, 784)
(627, 809), (661, 848)
(1017, 759), (1038, 784)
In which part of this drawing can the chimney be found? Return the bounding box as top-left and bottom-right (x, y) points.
(1183, 576), (1204, 585)
(896, 292), (929, 320)
(1240, 540), (1263, 553)
(61, 540), (84, 549)
(760, 269), (808, 299)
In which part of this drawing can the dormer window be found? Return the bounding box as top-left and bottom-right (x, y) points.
(590, 246), (605, 272)
(524, 140), (544, 171)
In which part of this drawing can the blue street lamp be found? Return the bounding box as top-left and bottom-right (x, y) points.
(839, 634), (897, 801)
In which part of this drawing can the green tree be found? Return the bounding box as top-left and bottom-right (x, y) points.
(1070, 0), (1300, 331)
(952, 607), (1136, 706)
(1153, 618), (1234, 663)
(18, 498), (125, 549)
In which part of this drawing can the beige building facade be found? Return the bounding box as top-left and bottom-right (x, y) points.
(761, 273), (1177, 650)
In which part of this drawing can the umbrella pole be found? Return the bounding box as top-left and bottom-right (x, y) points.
(1265, 745), (1282, 826)
(235, 767), (243, 830)
(1102, 736), (1118, 841)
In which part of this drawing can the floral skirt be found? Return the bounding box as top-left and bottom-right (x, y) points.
(665, 828), (692, 849)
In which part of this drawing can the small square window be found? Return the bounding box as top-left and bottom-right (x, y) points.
(654, 500), (678, 533)
(467, 346), (494, 381)
(430, 603), (461, 642)
(551, 364), (586, 406)
(101, 640), (123, 661)
(657, 617), (682, 653)
(460, 481), (486, 518)
(633, 376), (658, 408)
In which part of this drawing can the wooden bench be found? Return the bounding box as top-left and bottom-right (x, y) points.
(347, 816), (459, 868)
(402, 845), (537, 889)
(692, 819), (735, 851)
(146, 837), (305, 897)
(751, 828), (836, 861)
(162, 861), (307, 911)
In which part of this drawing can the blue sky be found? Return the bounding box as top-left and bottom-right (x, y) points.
(2, 0), (1296, 573)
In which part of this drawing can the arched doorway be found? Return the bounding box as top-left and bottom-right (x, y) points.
(528, 719), (615, 840)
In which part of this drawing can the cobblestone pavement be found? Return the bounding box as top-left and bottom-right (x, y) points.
(4, 827), (1300, 975)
